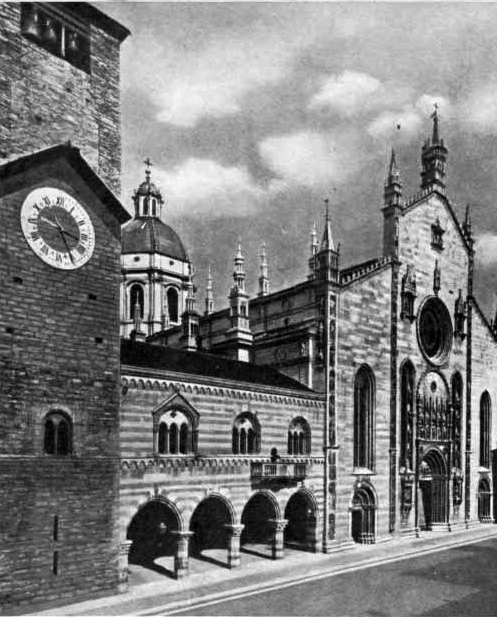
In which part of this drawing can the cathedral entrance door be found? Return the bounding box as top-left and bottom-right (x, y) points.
(419, 449), (447, 530)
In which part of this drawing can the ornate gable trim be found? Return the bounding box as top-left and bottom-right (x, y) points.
(152, 391), (200, 428)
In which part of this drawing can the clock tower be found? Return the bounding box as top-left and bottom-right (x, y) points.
(0, 144), (130, 611)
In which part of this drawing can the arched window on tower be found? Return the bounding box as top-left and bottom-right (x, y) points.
(129, 284), (144, 319)
(152, 198), (157, 217)
(232, 413), (260, 454)
(287, 417), (311, 455)
(480, 391), (491, 468)
(167, 287), (179, 323)
(43, 411), (72, 455)
(143, 196), (149, 216)
(354, 365), (375, 470)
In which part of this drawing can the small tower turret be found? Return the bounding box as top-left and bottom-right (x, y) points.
(315, 200), (339, 283)
(420, 105), (448, 193)
(258, 242), (269, 297)
(204, 266), (214, 316)
(180, 265), (199, 351)
(384, 149), (402, 208)
(382, 149), (403, 258)
(308, 221), (319, 279)
(225, 239), (253, 362)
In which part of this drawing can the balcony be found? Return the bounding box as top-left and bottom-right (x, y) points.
(251, 461), (307, 482)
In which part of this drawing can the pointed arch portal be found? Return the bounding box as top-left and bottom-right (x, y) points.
(419, 449), (448, 530)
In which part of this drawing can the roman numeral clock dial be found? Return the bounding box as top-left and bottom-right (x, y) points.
(20, 188), (95, 270)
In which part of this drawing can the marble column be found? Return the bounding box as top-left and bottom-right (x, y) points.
(172, 531), (193, 579)
(224, 524), (244, 568)
(270, 519), (288, 560)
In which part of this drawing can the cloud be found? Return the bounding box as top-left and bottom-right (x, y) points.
(460, 84), (497, 134)
(475, 232), (497, 267)
(415, 94), (453, 119)
(259, 129), (360, 187)
(308, 71), (382, 117)
(367, 106), (423, 142)
(156, 158), (285, 218)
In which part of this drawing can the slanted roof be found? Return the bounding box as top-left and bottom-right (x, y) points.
(0, 143), (130, 225)
(121, 338), (314, 393)
(61, 3), (131, 42)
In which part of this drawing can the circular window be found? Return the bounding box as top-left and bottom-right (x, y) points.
(417, 297), (452, 364)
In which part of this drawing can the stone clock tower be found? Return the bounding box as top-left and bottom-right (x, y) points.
(0, 144), (130, 611)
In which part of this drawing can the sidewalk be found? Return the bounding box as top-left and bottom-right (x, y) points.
(31, 525), (497, 617)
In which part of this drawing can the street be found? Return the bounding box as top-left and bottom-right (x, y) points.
(167, 537), (497, 617)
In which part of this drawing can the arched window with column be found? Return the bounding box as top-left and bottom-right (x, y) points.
(129, 283), (144, 319)
(153, 392), (200, 456)
(167, 287), (179, 323)
(43, 411), (72, 455)
(157, 410), (192, 455)
(232, 413), (260, 454)
(480, 391), (491, 468)
(354, 365), (375, 470)
(287, 417), (311, 455)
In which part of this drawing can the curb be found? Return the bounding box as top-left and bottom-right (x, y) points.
(135, 527), (497, 616)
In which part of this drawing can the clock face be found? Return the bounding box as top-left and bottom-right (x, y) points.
(20, 187), (95, 270)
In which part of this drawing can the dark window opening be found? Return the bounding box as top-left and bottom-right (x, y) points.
(129, 284), (144, 320)
(480, 392), (491, 468)
(21, 3), (91, 73)
(232, 413), (260, 455)
(44, 412), (72, 455)
(354, 366), (375, 470)
(167, 287), (179, 323)
(287, 418), (311, 455)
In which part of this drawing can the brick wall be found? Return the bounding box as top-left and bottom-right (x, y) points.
(0, 159), (122, 612)
(0, 3), (122, 195)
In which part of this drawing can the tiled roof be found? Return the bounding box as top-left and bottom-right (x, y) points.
(121, 339), (313, 393)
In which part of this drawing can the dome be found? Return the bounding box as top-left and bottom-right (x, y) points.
(121, 217), (189, 261)
(135, 179), (162, 199)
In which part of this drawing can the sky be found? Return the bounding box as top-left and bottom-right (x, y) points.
(98, 2), (497, 318)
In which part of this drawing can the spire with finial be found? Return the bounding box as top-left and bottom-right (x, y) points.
(233, 238), (246, 291)
(132, 156), (164, 218)
(420, 103), (447, 192)
(205, 266), (214, 315)
(180, 264), (199, 351)
(185, 264), (195, 313)
(384, 148), (402, 208)
(308, 221), (319, 279)
(315, 199), (339, 282)
(463, 203), (473, 246)
(320, 199), (336, 252)
(258, 242), (269, 297)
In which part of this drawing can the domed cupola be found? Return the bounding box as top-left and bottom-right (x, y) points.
(122, 159), (189, 261)
(120, 158), (192, 339)
(132, 157), (164, 219)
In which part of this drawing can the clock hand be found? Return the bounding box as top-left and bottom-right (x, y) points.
(39, 215), (60, 229)
(50, 208), (80, 244)
(58, 229), (75, 264)
(59, 229), (80, 242)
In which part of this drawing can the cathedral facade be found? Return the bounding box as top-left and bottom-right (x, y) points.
(1, 1), (497, 613)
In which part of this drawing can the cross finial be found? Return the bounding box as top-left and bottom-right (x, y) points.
(144, 157), (153, 179)
(324, 198), (330, 220)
